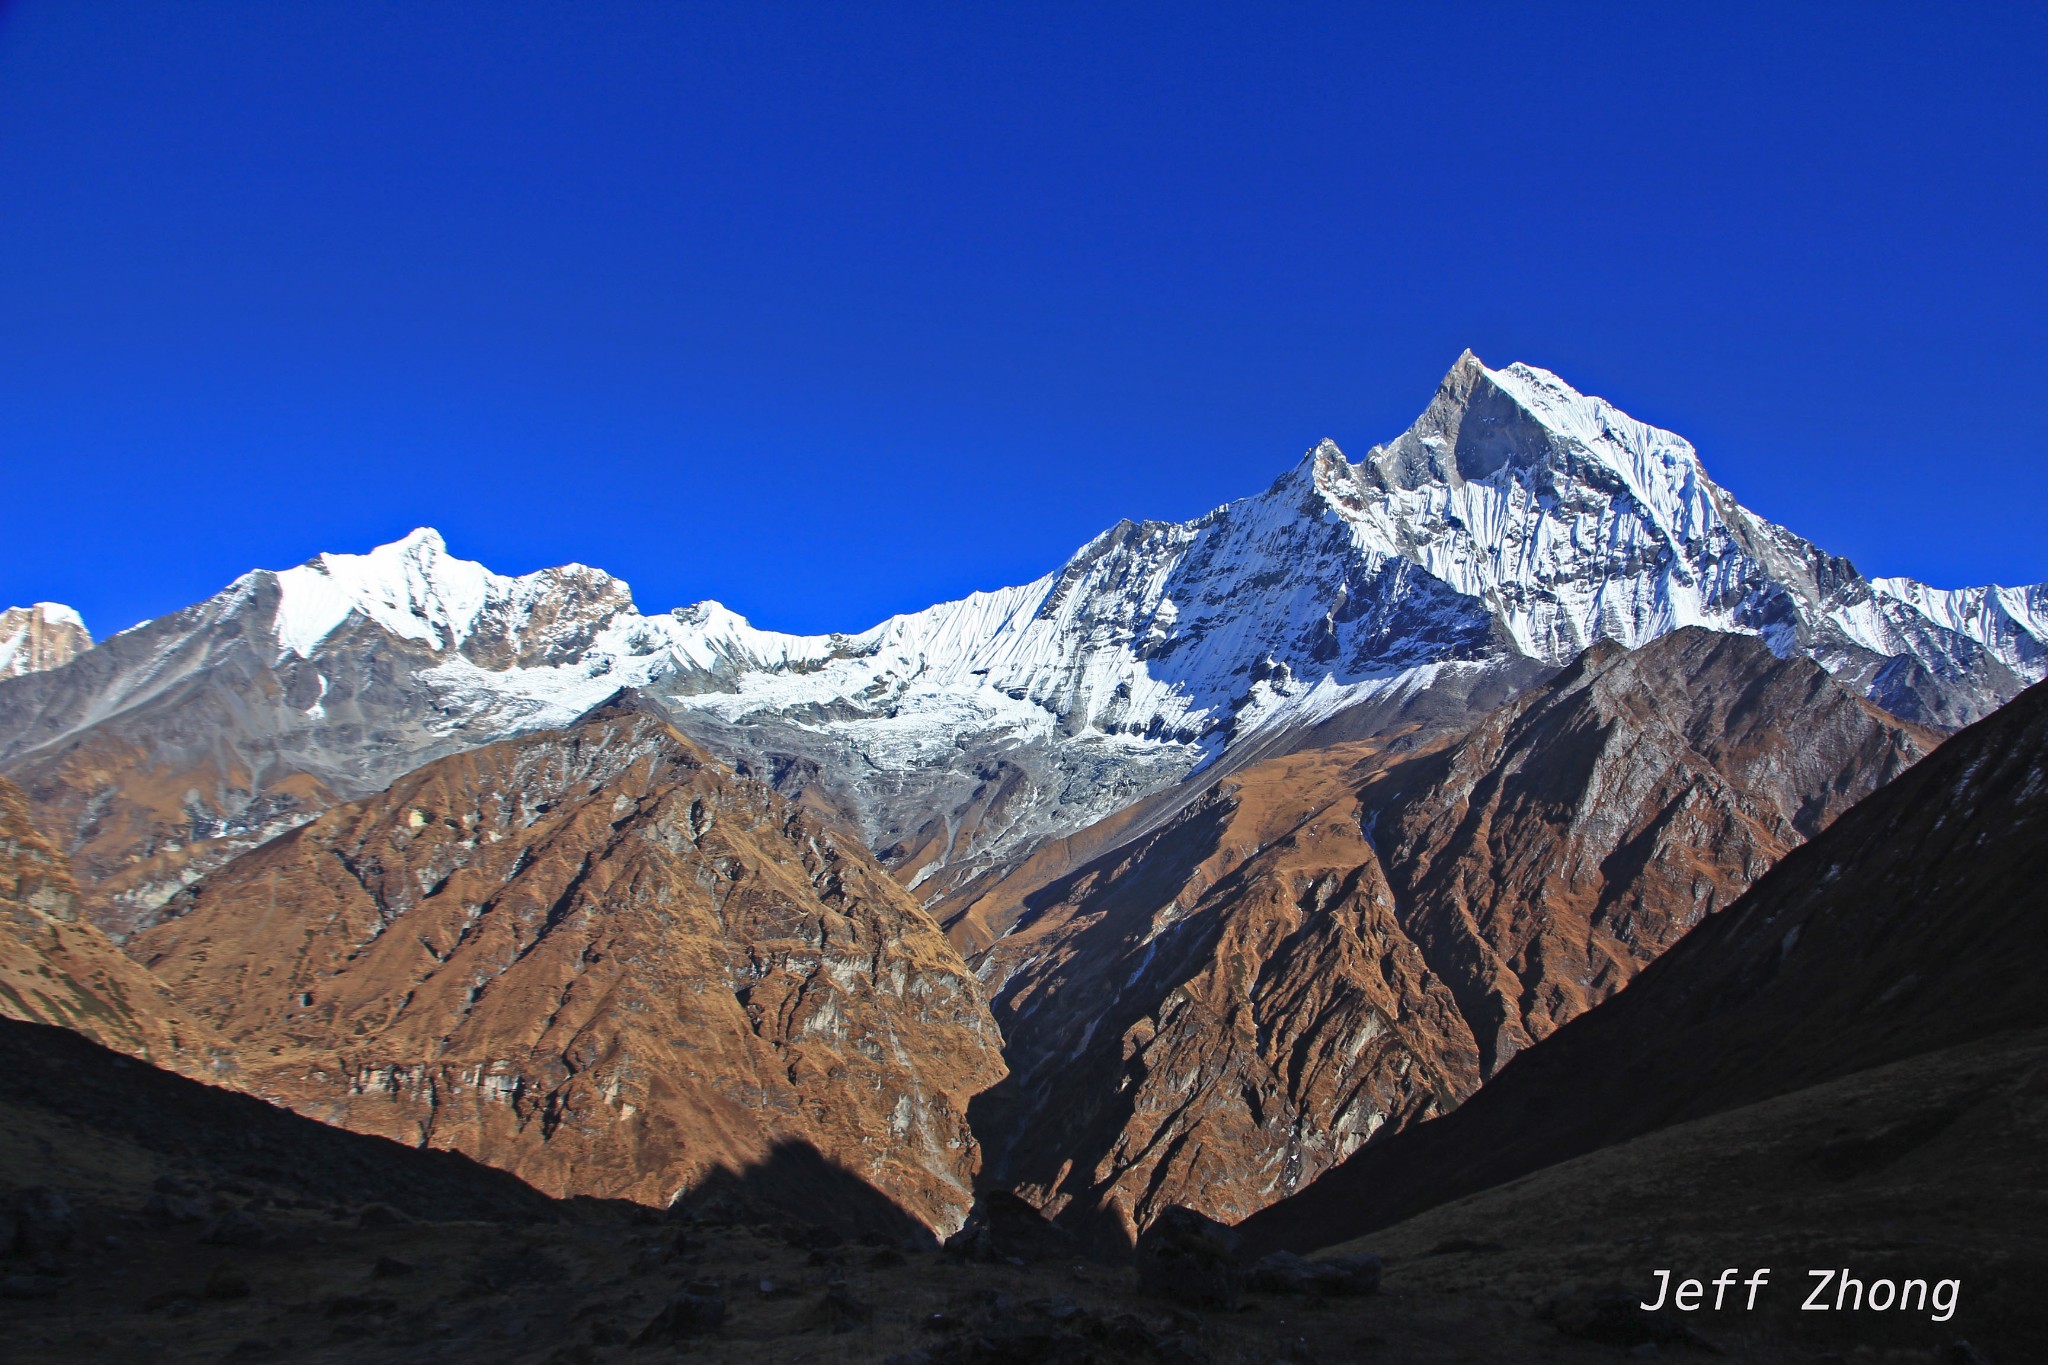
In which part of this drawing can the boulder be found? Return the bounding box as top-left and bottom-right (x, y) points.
(1135, 1205), (1243, 1308)
(943, 1190), (1077, 1265)
(1246, 1248), (1382, 1296)
(634, 1286), (727, 1343)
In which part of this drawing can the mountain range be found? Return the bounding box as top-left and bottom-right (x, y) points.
(2, 350), (2044, 1315)
(4, 626), (2042, 1361)
(5, 353), (2043, 941)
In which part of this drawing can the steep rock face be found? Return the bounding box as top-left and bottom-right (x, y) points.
(0, 603), (91, 678)
(132, 699), (1005, 1234)
(0, 774), (229, 1068)
(4, 357), (2039, 924)
(1242, 674), (2048, 1255)
(962, 741), (1473, 1249)
(1362, 627), (1940, 1075)
(959, 630), (1933, 1244)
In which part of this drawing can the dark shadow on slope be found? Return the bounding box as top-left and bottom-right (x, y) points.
(1323, 1026), (2048, 1361)
(963, 794), (1242, 1255)
(674, 1138), (940, 1250)
(0, 1017), (562, 1223)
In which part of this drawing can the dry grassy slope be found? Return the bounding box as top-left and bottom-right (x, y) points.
(131, 698), (1006, 1235)
(0, 774), (231, 1070)
(965, 737), (1474, 1244)
(961, 629), (1933, 1247)
(1243, 673), (2048, 1258)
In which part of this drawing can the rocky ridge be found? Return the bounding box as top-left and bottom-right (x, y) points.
(953, 629), (1935, 1244)
(1242, 671), (2048, 1255)
(130, 696), (1006, 1234)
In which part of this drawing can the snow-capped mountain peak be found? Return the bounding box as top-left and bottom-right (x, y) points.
(263, 527), (636, 665)
(29, 602), (86, 632)
(1356, 351), (1690, 494)
(271, 527), (488, 657)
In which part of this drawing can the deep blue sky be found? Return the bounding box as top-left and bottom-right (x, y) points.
(3, 3), (2043, 637)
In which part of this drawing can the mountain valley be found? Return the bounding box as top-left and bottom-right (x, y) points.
(2, 352), (2044, 1360)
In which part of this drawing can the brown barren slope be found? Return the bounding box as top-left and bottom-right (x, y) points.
(1243, 674), (2048, 1258)
(963, 629), (1933, 1246)
(0, 774), (231, 1070)
(132, 695), (1005, 1235)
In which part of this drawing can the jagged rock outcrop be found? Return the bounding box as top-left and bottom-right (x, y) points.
(130, 697), (1005, 1234)
(957, 629), (1934, 1245)
(0, 603), (90, 678)
(1242, 673), (2048, 1256)
(2, 356), (2037, 928)
(0, 773), (229, 1068)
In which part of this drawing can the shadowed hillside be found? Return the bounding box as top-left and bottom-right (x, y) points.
(1244, 677), (2048, 1258)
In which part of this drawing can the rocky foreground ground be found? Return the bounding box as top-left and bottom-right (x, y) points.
(4, 1015), (2018, 1365)
(3, 1175), (2006, 1365)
